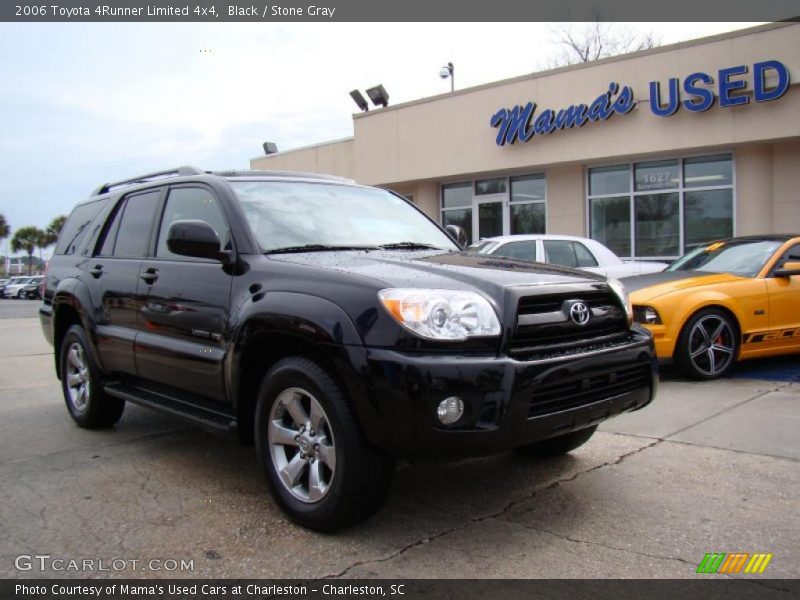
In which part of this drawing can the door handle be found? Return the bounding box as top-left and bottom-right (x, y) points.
(89, 265), (104, 278)
(140, 268), (159, 284)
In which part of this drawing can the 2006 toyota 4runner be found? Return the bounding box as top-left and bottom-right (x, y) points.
(41, 167), (656, 531)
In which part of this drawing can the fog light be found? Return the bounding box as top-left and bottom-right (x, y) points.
(437, 397), (464, 425)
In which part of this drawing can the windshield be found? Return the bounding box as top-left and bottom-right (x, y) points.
(231, 181), (457, 253)
(667, 240), (782, 277)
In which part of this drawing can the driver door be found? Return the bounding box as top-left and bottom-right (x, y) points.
(764, 242), (800, 351)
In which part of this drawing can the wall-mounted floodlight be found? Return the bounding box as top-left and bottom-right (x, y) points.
(440, 62), (454, 93)
(366, 84), (390, 108)
(349, 89), (370, 112)
(263, 142), (279, 155)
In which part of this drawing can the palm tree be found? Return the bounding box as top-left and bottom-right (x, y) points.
(0, 214), (9, 275)
(11, 227), (43, 275)
(45, 215), (67, 245)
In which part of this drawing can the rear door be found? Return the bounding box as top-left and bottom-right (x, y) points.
(87, 189), (163, 375)
(134, 185), (233, 402)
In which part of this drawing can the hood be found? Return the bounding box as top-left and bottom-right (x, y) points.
(268, 249), (604, 300)
(623, 270), (743, 303)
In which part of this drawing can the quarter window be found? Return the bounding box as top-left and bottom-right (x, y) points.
(55, 200), (105, 255)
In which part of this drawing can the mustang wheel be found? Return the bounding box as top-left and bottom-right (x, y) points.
(675, 309), (738, 380)
(255, 357), (395, 531)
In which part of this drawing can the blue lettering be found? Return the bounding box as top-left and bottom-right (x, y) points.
(533, 110), (554, 135)
(490, 103), (535, 146)
(683, 72), (715, 112)
(753, 60), (789, 102)
(649, 79), (680, 116)
(718, 65), (749, 107)
(612, 85), (636, 114)
(573, 104), (589, 127)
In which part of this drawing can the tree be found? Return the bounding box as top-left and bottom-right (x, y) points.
(44, 215), (67, 247)
(549, 21), (659, 67)
(11, 227), (43, 275)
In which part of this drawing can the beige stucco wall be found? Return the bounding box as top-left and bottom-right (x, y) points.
(251, 23), (800, 237)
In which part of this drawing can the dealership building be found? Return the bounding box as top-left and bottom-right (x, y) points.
(251, 22), (799, 261)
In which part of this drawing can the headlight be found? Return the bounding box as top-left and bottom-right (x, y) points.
(633, 305), (662, 325)
(378, 288), (501, 340)
(607, 279), (633, 324)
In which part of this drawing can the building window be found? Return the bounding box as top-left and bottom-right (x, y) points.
(588, 154), (733, 259)
(441, 182), (473, 242)
(441, 173), (547, 242)
(510, 174), (546, 235)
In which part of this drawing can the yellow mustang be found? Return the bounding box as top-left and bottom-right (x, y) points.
(624, 235), (800, 379)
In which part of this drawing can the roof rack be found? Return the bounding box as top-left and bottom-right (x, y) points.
(92, 166), (205, 196)
(213, 169), (355, 183)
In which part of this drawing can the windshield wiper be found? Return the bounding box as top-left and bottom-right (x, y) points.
(266, 244), (377, 255)
(377, 242), (441, 250)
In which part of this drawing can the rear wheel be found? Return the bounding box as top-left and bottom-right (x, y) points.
(60, 325), (125, 428)
(675, 309), (738, 380)
(255, 357), (395, 531)
(514, 425), (598, 457)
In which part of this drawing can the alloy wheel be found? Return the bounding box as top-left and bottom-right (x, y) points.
(687, 315), (735, 377)
(267, 387), (336, 503)
(65, 342), (91, 412)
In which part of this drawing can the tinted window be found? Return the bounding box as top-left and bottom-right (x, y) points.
(494, 241), (537, 261)
(442, 183), (471, 208)
(589, 165), (629, 195)
(475, 178), (506, 195)
(113, 191), (161, 257)
(54, 200), (105, 255)
(157, 188), (228, 259)
(544, 240), (579, 268)
(97, 201), (124, 256)
(573, 243), (599, 267)
(684, 154), (733, 188)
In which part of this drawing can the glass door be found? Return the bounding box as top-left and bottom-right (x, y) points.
(473, 198), (508, 241)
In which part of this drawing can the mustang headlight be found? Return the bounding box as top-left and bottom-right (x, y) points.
(633, 306), (662, 325)
(607, 279), (633, 324)
(378, 288), (501, 340)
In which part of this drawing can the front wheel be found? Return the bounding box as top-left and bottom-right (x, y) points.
(514, 425), (598, 457)
(255, 357), (395, 531)
(674, 309), (739, 380)
(60, 325), (125, 428)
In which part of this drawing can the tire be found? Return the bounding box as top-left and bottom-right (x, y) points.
(59, 324), (125, 428)
(254, 357), (395, 532)
(674, 308), (739, 380)
(514, 425), (598, 458)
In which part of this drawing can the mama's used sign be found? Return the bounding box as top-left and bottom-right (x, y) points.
(490, 60), (790, 146)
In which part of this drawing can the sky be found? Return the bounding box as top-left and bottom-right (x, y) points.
(0, 21), (764, 256)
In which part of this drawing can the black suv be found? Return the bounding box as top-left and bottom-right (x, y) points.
(41, 167), (656, 531)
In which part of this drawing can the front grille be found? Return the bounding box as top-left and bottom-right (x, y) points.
(528, 363), (651, 418)
(510, 291), (629, 356)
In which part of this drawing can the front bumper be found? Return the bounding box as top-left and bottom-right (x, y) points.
(352, 330), (656, 458)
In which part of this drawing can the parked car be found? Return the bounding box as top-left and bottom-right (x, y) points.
(3, 276), (37, 298)
(21, 276), (44, 299)
(468, 235), (667, 278)
(0, 276), (28, 297)
(42, 166), (656, 531)
(623, 235), (800, 380)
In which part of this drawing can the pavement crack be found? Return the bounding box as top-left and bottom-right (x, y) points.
(323, 439), (662, 579)
(501, 519), (695, 566)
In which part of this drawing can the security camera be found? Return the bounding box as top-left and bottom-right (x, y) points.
(439, 66), (451, 79)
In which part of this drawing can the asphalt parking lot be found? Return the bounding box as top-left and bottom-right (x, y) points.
(1, 298), (798, 580)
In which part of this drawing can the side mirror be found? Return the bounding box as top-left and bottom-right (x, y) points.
(445, 224), (468, 249)
(167, 220), (224, 261)
(774, 260), (800, 278)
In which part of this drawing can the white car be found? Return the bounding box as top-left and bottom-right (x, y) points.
(2, 276), (39, 299)
(467, 235), (667, 278)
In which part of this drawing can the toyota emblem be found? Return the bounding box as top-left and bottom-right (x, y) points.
(568, 301), (591, 326)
